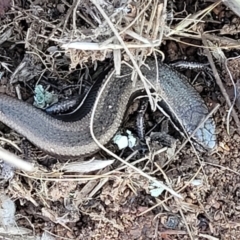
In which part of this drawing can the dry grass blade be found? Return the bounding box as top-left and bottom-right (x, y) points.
(167, 1), (221, 37)
(0, 226), (33, 236)
(0, 27), (12, 44)
(62, 159), (114, 173)
(168, 31), (240, 49)
(62, 41), (160, 50)
(0, 147), (34, 172)
(0, 137), (22, 153)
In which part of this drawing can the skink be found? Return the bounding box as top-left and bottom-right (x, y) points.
(0, 59), (216, 157)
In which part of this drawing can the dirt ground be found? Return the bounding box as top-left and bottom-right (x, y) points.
(0, 0), (240, 239)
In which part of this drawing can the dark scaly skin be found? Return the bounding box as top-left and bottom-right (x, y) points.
(0, 59), (216, 157)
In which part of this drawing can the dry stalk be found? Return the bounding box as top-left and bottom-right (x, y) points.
(202, 35), (240, 134)
(0, 147), (34, 172)
(224, 56), (240, 134)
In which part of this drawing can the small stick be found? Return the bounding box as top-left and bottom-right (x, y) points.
(202, 34), (240, 134)
(0, 147), (34, 172)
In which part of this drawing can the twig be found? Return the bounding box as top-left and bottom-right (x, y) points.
(0, 147), (34, 172)
(0, 137), (22, 153)
(179, 207), (194, 240)
(202, 34), (240, 134)
(225, 56), (240, 134)
(204, 162), (240, 176)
